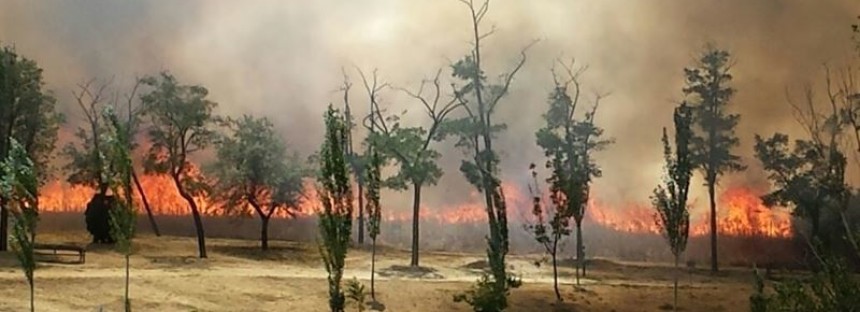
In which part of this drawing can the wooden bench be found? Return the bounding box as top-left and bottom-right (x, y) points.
(33, 243), (86, 264)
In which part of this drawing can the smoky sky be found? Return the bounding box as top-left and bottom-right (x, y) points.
(1, 0), (858, 219)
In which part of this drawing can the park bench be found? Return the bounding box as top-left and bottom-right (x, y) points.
(33, 243), (86, 264)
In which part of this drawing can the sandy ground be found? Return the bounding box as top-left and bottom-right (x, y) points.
(0, 233), (758, 312)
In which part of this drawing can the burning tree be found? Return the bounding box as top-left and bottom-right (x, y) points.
(652, 103), (694, 312)
(445, 0), (532, 309)
(0, 46), (61, 252)
(683, 47), (745, 272)
(317, 105), (354, 312)
(63, 78), (160, 237)
(208, 115), (306, 251)
(100, 107), (137, 312)
(533, 61), (611, 285)
(1, 139), (39, 312)
(363, 67), (459, 267)
(140, 72), (218, 258)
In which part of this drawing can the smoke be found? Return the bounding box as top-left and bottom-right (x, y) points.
(1, 0), (858, 221)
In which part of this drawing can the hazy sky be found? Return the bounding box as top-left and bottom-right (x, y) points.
(1, 0), (858, 219)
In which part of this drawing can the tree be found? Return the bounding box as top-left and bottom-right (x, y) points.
(755, 73), (851, 250)
(0, 46), (62, 252)
(525, 164), (567, 301)
(445, 0), (532, 309)
(652, 103), (694, 312)
(208, 115), (306, 251)
(101, 107), (137, 312)
(317, 105), (354, 312)
(534, 62), (611, 285)
(363, 68), (459, 267)
(339, 73), (368, 245)
(63, 79), (161, 236)
(684, 47), (745, 272)
(364, 120), (383, 301)
(0, 139), (39, 312)
(140, 72), (217, 258)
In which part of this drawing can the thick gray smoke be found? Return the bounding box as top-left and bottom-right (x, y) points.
(1, 0), (858, 220)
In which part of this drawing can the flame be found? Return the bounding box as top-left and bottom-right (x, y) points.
(37, 176), (791, 238)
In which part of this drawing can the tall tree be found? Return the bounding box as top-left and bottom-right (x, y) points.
(364, 132), (383, 301)
(534, 62), (611, 284)
(364, 68), (459, 267)
(445, 0), (531, 309)
(140, 72), (217, 258)
(0, 139), (39, 312)
(318, 105), (354, 312)
(652, 103), (694, 312)
(0, 46), (62, 251)
(101, 107), (137, 312)
(684, 47), (745, 272)
(208, 115), (306, 251)
(339, 73), (368, 245)
(63, 79), (160, 236)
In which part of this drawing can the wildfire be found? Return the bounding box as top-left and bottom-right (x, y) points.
(37, 176), (792, 238)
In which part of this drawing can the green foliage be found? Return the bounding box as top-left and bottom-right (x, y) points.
(208, 115), (306, 217)
(751, 252), (860, 312)
(364, 142), (382, 241)
(453, 274), (522, 312)
(653, 103), (694, 258)
(0, 46), (63, 184)
(139, 71), (217, 258)
(99, 107), (136, 312)
(140, 71), (217, 187)
(345, 277), (367, 312)
(684, 47), (745, 181)
(0, 139), (39, 312)
(318, 105), (354, 312)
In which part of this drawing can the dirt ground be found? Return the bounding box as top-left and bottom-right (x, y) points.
(0, 233), (758, 312)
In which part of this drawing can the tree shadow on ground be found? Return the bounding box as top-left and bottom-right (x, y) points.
(209, 244), (317, 264)
(378, 265), (444, 279)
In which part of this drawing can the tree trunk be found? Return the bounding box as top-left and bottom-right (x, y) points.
(673, 253), (679, 312)
(0, 199), (7, 251)
(410, 184), (421, 267)
(552, 245), (561, 301)
(175, 181), (207, 258)
(132, 169), (160, 237)
(29, 279), (34, 312)
(576, 221), (585, 280)
(371, 238), (377, 300)
(708, 180), (718, 273)
(125, 253), (131, 312)
(358, 183), (365, 245)
(260, 217), (270, 251)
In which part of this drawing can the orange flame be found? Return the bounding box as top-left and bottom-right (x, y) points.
(37, 176), (791, 238)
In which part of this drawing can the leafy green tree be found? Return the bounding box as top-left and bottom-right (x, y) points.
(364, 128), (383, 300)
(100, 107), (137, 312)
(0, 46), (62, 251)
(338, 74), (368, 245)
(533, 63), (611, 285)
(652, 103), (694, 312)
(445, 0), (531, 310)
(140, 72), (218, 258)
(318, 105), (354, 312)
(63, 79), (161, 237)
(0, 139), (39, 312)
(363, 68), (459, 267)
(208, 115), (306, 251)
(684, 47), (745, 272)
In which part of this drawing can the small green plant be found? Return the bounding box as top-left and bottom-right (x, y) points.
(1, 139), (40, 312)
(346, 277), (368, 312)
(453, 274), (522, 312)
(364, 135), (383, 300)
